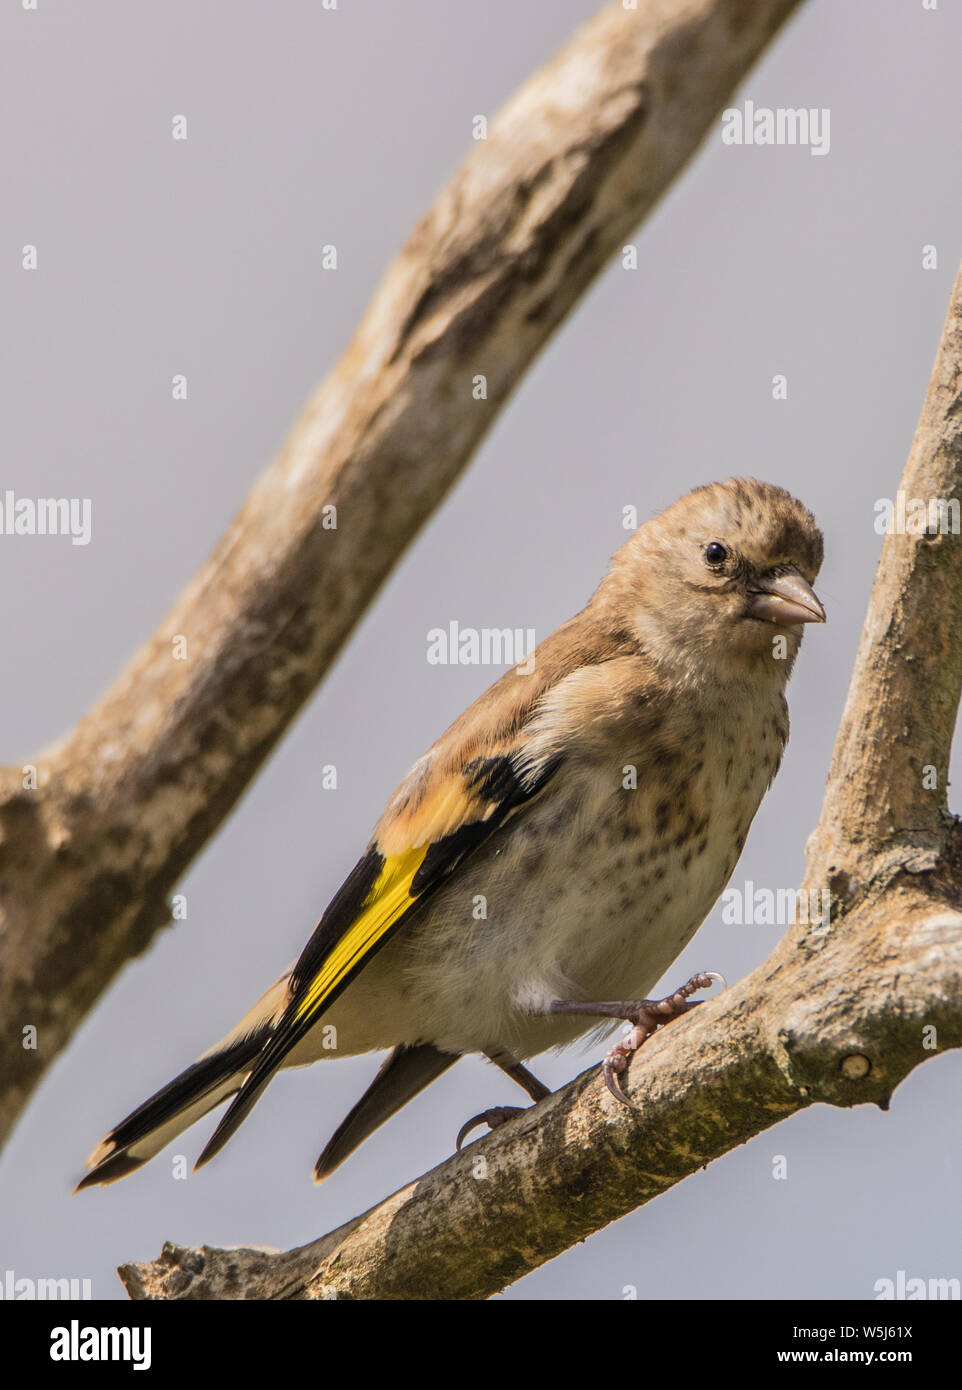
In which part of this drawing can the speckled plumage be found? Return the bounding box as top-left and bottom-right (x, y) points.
(79, 477), (824, 1189)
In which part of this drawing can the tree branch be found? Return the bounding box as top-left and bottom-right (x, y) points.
(0, 0), (805, 1153)
(121, 264), (962, 1300)
(802, 269), (962, 897)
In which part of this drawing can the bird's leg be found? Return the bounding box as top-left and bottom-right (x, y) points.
(454, 972), (724, 1147)
(548, 970), (726, 1109)
(497, 1058), (553, 1103)
(455, 1055), (552, 1150)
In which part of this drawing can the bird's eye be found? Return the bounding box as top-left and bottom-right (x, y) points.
(705, 541), (729, 567)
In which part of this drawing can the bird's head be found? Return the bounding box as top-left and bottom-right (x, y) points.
(606, 477), (825, 686)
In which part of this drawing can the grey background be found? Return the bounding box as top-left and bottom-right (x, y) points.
(1, 0), (960, 1300)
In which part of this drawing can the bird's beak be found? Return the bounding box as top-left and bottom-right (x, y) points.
(747, 569), (826, 625)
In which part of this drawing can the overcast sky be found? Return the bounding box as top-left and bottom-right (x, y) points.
(2, 0), (961, 1300)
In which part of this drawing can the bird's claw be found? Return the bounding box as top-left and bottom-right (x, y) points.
(603, 970), (728, 1111)
(456, 1105), (526, 1151)
(603, 1033), (644, 1110)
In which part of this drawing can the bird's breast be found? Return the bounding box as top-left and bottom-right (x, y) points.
(326, 691), (787, 1060)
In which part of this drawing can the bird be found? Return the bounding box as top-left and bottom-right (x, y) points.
(76, 476), (825, 1191)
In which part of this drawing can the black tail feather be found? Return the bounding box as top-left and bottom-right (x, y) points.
(314, 1043), (459, 1182)
(76, 1029), (268, 1191)
(192, 1033), (294, 1171)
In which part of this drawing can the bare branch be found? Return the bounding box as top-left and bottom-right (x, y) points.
(119, 891), (962, 1300)
(803, 272), (962, 896)
(121, 262), (962, 1301)
(0, 0), (804, 1151)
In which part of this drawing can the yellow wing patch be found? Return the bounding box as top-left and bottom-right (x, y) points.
(293, 845), (428, 1023)
(379, 766), (501, 858)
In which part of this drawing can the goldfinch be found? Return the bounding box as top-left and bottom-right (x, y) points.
(77, 477), (824, 1190)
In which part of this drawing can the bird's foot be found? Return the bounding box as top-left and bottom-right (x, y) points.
(546, 970), (726, 1110)
(456, 1105), (527, 1151)
(601, 970), (726, 1108)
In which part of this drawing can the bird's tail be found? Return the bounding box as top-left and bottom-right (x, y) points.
(75, 1026), (270, 1192)
(313, 1042), (459, 1182)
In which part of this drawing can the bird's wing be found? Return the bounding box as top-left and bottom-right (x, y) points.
(194, 609), (638, 1170)
(193, 746), (562, 1169)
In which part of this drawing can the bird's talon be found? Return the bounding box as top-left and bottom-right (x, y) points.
(456, 1105), (526, 1151)
(603, 1051), (640, 1110)
(599, 970), (727, 1111)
